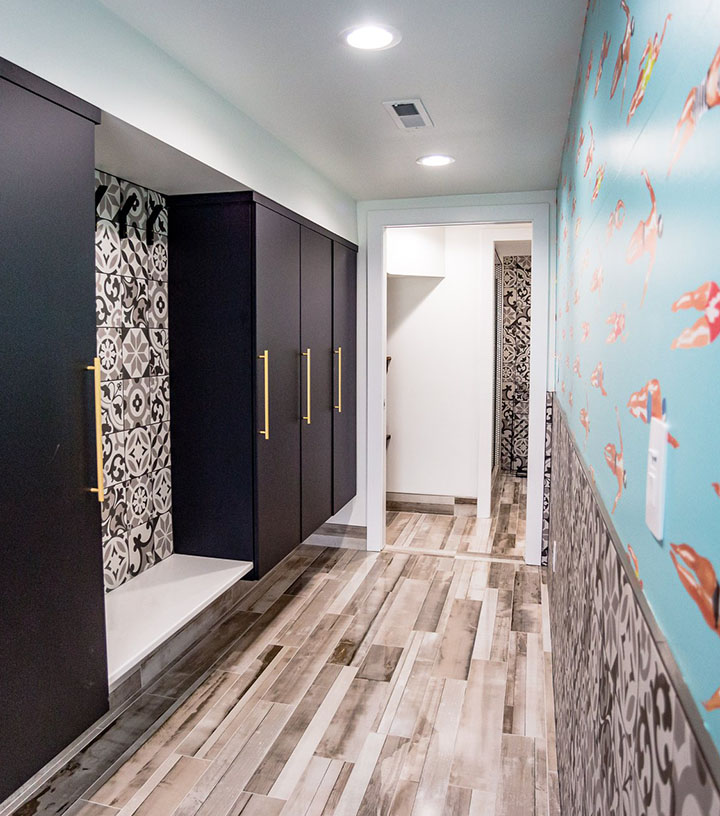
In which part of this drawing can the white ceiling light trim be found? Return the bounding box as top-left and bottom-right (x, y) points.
(342, 24), (401, 50)
(416, 155), (456, 167)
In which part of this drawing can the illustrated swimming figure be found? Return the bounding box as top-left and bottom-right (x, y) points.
(607, 199), (626, 243)
(580, 396), (590, 445)
(596, 31), (611, 96)
(669, 44), (720, 174)
(611, 0), (635, 108)
(606, 309), (627, 343)
(627, 15), (671, 124)
(627, 545), (642, 588)
(592, 164), (605, 201)
(590, 267), (604, 292)
(604, 407), (626, 513)
(585, 49), (594, 97)
(626, 170), (662, 304)
(573, 356), (582, 378)
(669, 542), (720, 711)
(627, 379), (679, 447)
(584, 124), (595, 177)
(576, 127), (585, 163)
(671, 281), (720, 349)
(581, 322), (590, 342)
(591, 362), (607, 396)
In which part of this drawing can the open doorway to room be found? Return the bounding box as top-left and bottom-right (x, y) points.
(381, 223), (534, 558)
(364, 201), (551, 566)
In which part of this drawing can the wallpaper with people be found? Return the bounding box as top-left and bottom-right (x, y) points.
(555, 0), (720, 750)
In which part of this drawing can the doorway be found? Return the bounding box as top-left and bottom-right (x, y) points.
(364, 202), (552, 565)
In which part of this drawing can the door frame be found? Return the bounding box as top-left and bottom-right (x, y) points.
(365, 202), (552, 565)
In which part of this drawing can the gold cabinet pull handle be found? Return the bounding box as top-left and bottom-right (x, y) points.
(334, 346), (342, 413)
(302, 348), (311, 424)
(86, 357), (105, 502)
(258, 350), (270, 439)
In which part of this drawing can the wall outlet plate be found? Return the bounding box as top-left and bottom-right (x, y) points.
(646, 417), (668, 540)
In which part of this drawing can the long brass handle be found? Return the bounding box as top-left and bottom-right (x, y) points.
(302, 348), (311, 424)
(334, 346), (343, 413)
(86, 357), (105, 502)
(258, 350), (269, 439)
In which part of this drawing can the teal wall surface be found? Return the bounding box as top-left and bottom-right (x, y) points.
(556, 0), (720, 747)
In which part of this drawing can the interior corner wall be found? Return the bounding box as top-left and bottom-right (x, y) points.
(0, 0), (357, 242)
(385, 226), (483, 499)
(553, 0), (720, 780)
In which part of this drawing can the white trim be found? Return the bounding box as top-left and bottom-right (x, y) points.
(365, 202), (551, 565)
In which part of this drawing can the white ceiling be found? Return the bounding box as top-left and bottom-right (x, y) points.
(97, 0), (585, 201)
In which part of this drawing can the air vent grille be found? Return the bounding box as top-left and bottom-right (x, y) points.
(383, 98), (434, 130)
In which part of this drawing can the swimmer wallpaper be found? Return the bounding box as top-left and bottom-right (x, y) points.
(555, 0), (720, 760)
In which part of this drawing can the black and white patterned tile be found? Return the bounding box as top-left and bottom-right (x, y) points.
(125, 426), (153, 479)
(97, 327), (123, 381)
(101, 380), (124, 434)
(121, 226), (149, 278)
(96, 175), (173, 592)
(548, 401), (720, 815)
(95, 170), (121, 222)
(95, 220), (122, 275)
(96, 272), (123, 327)
(120, 179), (147, 231)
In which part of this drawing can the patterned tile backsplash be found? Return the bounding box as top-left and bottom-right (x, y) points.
(95, 171), (172, 591)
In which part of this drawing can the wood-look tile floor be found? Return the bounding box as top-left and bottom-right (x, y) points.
(53, 475), (558, 816)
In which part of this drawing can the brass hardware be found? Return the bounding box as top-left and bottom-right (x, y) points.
(334, 346), (343, 413)
(258, 350), (270, 439)
(302, 348), (311, 424)
(86, 357), (105, 502)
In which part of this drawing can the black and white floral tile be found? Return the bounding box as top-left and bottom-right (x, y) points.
(541, 391), (552, 567)
(95, 170), (172, 592)
(500, 255), (531, 477)
(548, 398), (720, 815)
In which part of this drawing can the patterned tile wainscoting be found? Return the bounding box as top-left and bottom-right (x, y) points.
(541, 391), (553, 567)
(500, 255), (531, 476)
(548, 397), (720, 815)
(95, 171), (172, 591)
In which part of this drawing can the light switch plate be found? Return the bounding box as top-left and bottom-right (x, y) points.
(646, 416), (668, 540)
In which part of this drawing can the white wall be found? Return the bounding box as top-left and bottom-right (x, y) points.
(0, 0), (356, 241)
(386, 226), (484, 498)
(385, 226), (446, 278)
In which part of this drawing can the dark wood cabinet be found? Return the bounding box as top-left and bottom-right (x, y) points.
(332, 242), (358, 513)
(169, 192), (357, 577)
(0, 59), (106, 802)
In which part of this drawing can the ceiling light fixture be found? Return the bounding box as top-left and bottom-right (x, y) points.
(343, 24), (401, 51)
(416, 154), (455, 167)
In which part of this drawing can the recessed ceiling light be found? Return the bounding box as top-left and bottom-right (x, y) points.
(343, 24), (401, 50)
(416, 155), (455, 167)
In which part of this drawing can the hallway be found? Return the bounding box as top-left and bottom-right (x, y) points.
(42, 478), (559, 816)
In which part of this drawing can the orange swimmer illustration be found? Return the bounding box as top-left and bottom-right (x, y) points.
(627, 379), (679, 447)
(590, 267), (604, 292)
(669, 543), (720, 710)
(604, 407), (626, 513)
(671, 281), (720, 349)
(626, 170), (662, 304)
(669, 45), (720, 174)
(610, 0), (635, 108)
(595, 31), (611, 96)
(607, 199), (626, 242)
(606, 309), (627, 343)
(573, 356), (582, 378)
(576, 127), (585, 163)
(585, 49), (594, 96)
(591, 362), (607, 396)
(580, 396), (590, 445)
(581, 322), (590, 342)
(584, 124), (595, 177)
(627, 545), (642, 588)
(592, 164), (605, 201)
(626, 15), (671, 124)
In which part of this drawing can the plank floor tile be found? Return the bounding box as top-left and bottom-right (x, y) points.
(17, 475), (559, 816)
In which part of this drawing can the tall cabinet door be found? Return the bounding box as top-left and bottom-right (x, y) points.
(0, 77), (107, 800)
(254, 205), (301, 575)
(332, 243), (358, 513)
(300, 227), (333, 540)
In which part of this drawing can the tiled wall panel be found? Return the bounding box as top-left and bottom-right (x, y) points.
(548, 399), (720, 814)
(95, 171), (172, 591)
(500, 255), (531, 476)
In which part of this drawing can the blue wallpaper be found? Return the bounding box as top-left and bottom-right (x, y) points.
(556, 0), (720, 749)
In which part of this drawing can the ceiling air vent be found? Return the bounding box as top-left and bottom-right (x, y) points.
(383, 99), (434, 130)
